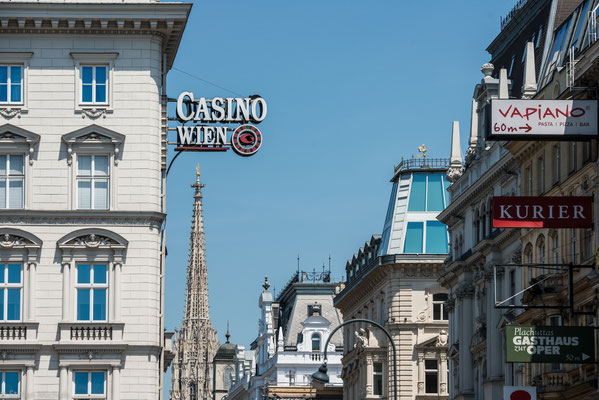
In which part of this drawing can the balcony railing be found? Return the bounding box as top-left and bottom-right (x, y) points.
(58, 322), (124, 342)
(0, 322), (38, 341)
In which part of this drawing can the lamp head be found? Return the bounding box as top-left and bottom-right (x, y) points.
(311, 363), (329, 390)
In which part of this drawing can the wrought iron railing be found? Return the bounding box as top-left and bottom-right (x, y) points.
(394, 157), (450, 173)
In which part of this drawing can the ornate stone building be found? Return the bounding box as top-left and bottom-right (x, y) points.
(170, 170), (219, 400)
(227, 272), (344, 400)
(0, 0), (190, 398)
(334, 157), (450, 400)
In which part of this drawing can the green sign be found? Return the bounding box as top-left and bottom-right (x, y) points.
(506, 325), (595, 363)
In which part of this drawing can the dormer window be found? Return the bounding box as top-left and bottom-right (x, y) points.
(311, 333), (321, 352)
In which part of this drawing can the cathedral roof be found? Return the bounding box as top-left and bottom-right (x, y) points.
(214, 342), (236, 361)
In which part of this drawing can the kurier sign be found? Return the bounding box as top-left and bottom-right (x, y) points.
(488, 99), (598, 140)
(492, 196), (592, 228)
(175, 92), (267, 157)
(506, 325), (595, 363)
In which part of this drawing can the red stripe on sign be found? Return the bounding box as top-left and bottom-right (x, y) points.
(492, 196), (593, 229)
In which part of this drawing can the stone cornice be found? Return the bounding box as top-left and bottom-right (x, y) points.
(0, 210), (165, 227)
(0, 2), (192, 70)
(439, 154), (517, 224)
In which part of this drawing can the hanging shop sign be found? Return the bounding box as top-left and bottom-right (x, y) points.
(504, 386), (536, 400)
(488, 99), (598, 140)
(174, 92), (267, 157)
(506, 325), (595, 363)
(492, 196), (592, 228)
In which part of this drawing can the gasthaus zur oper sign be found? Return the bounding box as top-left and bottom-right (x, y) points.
(506, 325), (595, 363)
(488, 99), (598, 140)
(175, 92), (267, 156)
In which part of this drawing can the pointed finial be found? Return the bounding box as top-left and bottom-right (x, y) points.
(226, 321), (230, 343)
(447, 121), (463, 183)
(521, 41), (537, 99)
(263, 275), (270, 291)
(499, 68), (509, 99)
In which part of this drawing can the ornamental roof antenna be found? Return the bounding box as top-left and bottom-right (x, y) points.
(447, 121), (463, 183)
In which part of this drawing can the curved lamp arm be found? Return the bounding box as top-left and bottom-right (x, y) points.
(317, 318), (397, 400)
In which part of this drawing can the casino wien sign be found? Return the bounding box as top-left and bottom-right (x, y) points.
(175, 92), (267, 156)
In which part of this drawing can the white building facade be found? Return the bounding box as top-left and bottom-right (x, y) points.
(0, 1), (190, 398)
(227, 273), (344, 400)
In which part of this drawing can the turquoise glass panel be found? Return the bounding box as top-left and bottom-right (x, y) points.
(427, 174), (444, 211)
(443, 177), (451, 207)
(5, 372), (18, 394)
(0, 289), (3, 320)
(95, 67), (106, 84)
(82, 85), (92, 102)
(0, 264), (4, 283)
(7, 289), (20, 320)
(7, 264), (20, 283)
(82, 67), (93, 84)
(408, 174), (426, 211)
(74, 372), (88, 394)
(91, 372), (104, 394)
(94, 264), (107, 284)
(0, 66), (6, 83)
(379, 181), (398, 256)
(426, 221), (449, 253)
(77, 265), (90, 284)
(93, 289), (106, 321)
(403, 222), (423, 253)
(77, 289), (90, 321)
(0, 85), (7, 102)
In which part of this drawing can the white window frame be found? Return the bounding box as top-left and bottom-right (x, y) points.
(0, 370), (21, 399)
(72, 370), (106, 400)
(75, 263), (108, 323)
(0, 65), (23, 105)
(311, 333), (321, 352)
(432, 293), (448, 321)
(0, 154), (25, 210)
(70, 53), (118, 112)
(424, 359), (439, 394)
(76, 154), (110, 210)
(0, 263), (23, 322)
(373, 362), (384, 396)
(0, 52), (32, 114)
(79, 65), (109, 106)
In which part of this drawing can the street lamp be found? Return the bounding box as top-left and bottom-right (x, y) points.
(311, 318), (398, 400)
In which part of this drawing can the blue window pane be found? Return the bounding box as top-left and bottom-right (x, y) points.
(93, 289), (106, 321)
(78, 265), (91, 284)
(94, 264), (107, 284)
(426, 221), (449, 254)
(5, 372), (19, 394)
(0, 288), (4, 320)
(443, 177), (450, 207)
(10, 66), (21, 83)
(0, 85), (7, 102)
(0, 264), (4, 283)
(0, 66), (7, 83)
(10, 84), (21, 102)
(91, 372), (105, 394)
(95, 67), (106, 84)
(427, 174), (444, 211)
(77, 289), (90, 321)
(408, 174), (426, 211)
(82, 67), (93, 84)
(96, 84), (106, 103)
(7, 289), (20, 320)
(7, 264), (20, 283)
(403, 222), (423, 253)
(82, 84), (92, 102)
(74, 372), (88, 394)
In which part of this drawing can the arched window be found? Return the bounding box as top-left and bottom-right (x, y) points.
(473, 209), (480, 245)
(536, 235), (545, 276)
(224, 366), (234, 390)
(480, 204), (486, 240)
(524, 243), (533, 264)
(311, 333), (321, 352)
(550, 232), (559, 264)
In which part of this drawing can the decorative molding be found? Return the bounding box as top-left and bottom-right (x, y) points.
(81, 108), (107, 119)
(62, 124), (125, 166)
(0, 108), (21, 119)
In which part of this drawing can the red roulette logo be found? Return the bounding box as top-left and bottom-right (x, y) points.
(231, 124), (262, 156)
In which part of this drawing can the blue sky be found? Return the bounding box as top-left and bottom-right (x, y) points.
(164, 0), (511, 395)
